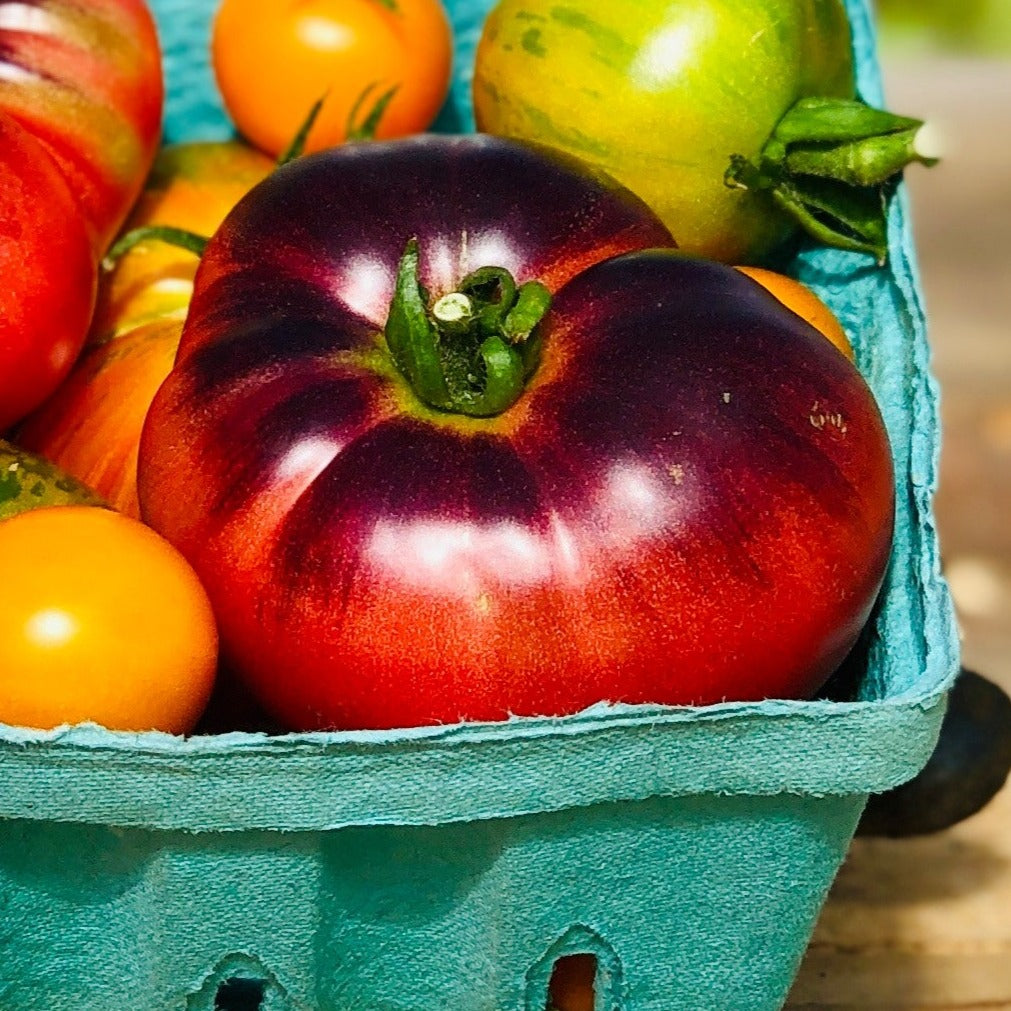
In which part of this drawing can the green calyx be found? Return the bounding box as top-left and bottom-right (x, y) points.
(385, 239), (551, 418)
(725, 96), (940, 263)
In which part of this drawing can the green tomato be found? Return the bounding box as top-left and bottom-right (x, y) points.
(0, 440), (104, 522)
(473, 0), (855, 263)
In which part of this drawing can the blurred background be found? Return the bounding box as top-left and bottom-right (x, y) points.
(876, 0), (1011, 698)
(786, 3), (1011, 1007)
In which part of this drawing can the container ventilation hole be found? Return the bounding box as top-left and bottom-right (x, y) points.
(546, 954), (597, 1011)
(214, 976), (267, 1011)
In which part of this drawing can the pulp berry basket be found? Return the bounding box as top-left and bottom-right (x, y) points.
(0, 0), (959, 1009)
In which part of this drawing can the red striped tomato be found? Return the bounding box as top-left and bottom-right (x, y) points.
(0, 0), (163, 253)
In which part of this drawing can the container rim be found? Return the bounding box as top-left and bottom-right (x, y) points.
(0, 682), (951, 832)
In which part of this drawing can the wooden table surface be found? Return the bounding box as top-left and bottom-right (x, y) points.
(784, 53), (1011, 1011)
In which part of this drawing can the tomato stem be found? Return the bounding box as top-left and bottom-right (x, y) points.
(101, 225), (208, 272)
(384, 239), (550, 417)
(725, 96), (939, 262)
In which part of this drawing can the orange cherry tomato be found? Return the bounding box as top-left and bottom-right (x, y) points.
(735, 265), (854, 360)
(0, 506), (218, 734)
(211, 0), (454, 158)
(18, 318), (182, 519)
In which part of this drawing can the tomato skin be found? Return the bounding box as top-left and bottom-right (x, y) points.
(473, 0), (854, 264)
(138, 135), (893, 732)
(212, 0), (454, 158)
(735, 266), (854, 360)
(0, 0), (164, 253)
(0, 113), (96, 432)
(0, 438), (104, 520)
(0, 506), (218, 735)
(18, 319), (182, 518)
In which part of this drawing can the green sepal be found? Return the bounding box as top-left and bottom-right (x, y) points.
(347, 82), (400, 141)
(460, 336), (527, 417)
(504, 281), (552, 343)
(725, 95), (937, 261)
(772, 97), (923, 145)
(784, 126), (934, 188)
(459, 266), (518, 336)
(277, 94), (328, 166)
(772, 176), (889, 262)
(385, 239), (453, 410)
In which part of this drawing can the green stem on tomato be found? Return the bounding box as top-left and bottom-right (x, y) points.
(725, 95), (940, 263)
(103, 103), (334, 272)
(385, 238), (551, 418)
(347, 81), (400, 141)
(504, 278), (552, 343)
(459, 265), (517, 335)
(385, 239), (453, 410)
(101, 225), (208, 272)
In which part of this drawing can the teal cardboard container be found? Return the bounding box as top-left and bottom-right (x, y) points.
(0, 1), (959, 1009)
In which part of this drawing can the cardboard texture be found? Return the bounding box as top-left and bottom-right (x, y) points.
(0, 0), (960, 1008)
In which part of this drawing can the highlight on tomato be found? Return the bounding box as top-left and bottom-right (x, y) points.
(211, 0), (454, 158)
(0, 506), (218, 735)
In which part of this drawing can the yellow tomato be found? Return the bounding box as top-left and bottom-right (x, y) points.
(0, 506), (218, 734)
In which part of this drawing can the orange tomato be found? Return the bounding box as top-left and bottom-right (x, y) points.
(91, 140), (274, 342)
(18, 318), (182, 518)
(211, 0), (454, 158)
(0, 506), (218, 734)
(735, 265), (854, 360)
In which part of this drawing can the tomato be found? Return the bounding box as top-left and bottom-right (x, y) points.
(548, 956), (596, 1011)
(137, 135), (893, 733)
(0, 113), (96, 432)
(473, 0), (930, 263)
(18, 319), (182, 519)
(211, 0), (453, 159)
(0, 506), (218, 734)
(18, 141), (273, 516)
(90, 141), (275, 342)
(0, 0), (163, 254)
(736, 266), (853, 360)
(0, 439), (104, 521)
